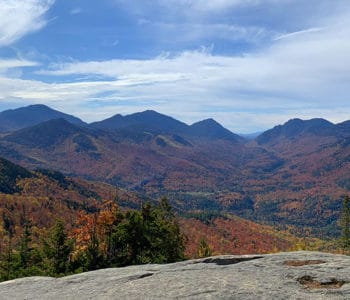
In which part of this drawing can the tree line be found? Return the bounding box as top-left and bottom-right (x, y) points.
(0, 198), (186, 281)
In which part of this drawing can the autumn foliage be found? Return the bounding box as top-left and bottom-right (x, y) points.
(0, 157), (341, 282)
(0, 179), (186, 280)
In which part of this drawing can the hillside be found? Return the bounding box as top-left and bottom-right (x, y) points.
(0, 158), (304, 268)
(248, 118), (350, 235)
(0, 157), (33, 194)
(0, 114), (247, 196)
(1, 251), (349, 299)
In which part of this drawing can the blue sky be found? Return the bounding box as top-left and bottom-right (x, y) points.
(0, 0), (350, 133)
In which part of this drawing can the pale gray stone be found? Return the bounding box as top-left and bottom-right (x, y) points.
(0, 251), (349, 299)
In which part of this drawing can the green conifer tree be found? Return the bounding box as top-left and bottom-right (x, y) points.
(0, 213), (15, 281)
(44, 220), (73, 276)
(341, 195), (350, 251)
(19, 220), (32, 270)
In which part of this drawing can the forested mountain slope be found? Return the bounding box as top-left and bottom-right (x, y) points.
(0, 106), (349, 236)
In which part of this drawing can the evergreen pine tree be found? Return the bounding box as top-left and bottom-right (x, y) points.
(341, 195), (350, 251)
(19, 220), (33, 270)
(0, 213), (15, 281)
(44, 220), (73, 276)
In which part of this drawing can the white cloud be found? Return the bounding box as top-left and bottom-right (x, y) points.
(27, 8), (350, 132)
(0, 59), (37, 71)
(39, 13), (350, 101)
(138, 21), (271, 45)
(274, 27), (325, 41)
(0, 0), (54, 47)
(118, 0), (288, 14)
(115, 0), (332, 51)
(70, 7), (82, 15)
(158, 0), (254, 11)
(1, 1), (350, 132)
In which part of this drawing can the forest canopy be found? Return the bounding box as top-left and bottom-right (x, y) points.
(0, 198), (185, 281)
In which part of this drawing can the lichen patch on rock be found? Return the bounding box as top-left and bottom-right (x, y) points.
(284, 259), (326, 267)
(297, 275), (348, 289)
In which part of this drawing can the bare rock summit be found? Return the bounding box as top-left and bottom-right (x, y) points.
(0, 251), (349, 299)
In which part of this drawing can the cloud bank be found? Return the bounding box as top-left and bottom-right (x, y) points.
(26, 9), (350, 131)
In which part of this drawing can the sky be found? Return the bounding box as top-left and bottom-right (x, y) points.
(0, 0), (350, 133)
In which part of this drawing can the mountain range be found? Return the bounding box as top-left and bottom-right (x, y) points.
(0, 104), (349, 237)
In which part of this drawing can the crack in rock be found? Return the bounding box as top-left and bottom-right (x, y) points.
(200, 256), (263, 266)
(128, 273), (154, 282)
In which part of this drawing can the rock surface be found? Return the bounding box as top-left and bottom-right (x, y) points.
(1, 251), (349, 299)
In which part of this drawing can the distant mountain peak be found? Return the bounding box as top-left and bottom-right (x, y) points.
(5, 104), (51, 111)
(90, 110), (189, 134)
(26, 104), (51, 109)
(284, 118), (333, 127)
(139, 109), (159, 115)
(128, 110), (183, 121)
(190, 118), (243, 142)
(0, 104), (86, 132)
(38, 117), (79, 127)
(194, 118), (219, 125)
(5, 118), (82, 148)
(256, 117), (337, 144)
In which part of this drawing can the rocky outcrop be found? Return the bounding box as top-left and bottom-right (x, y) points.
(0, 251), (349, 299)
